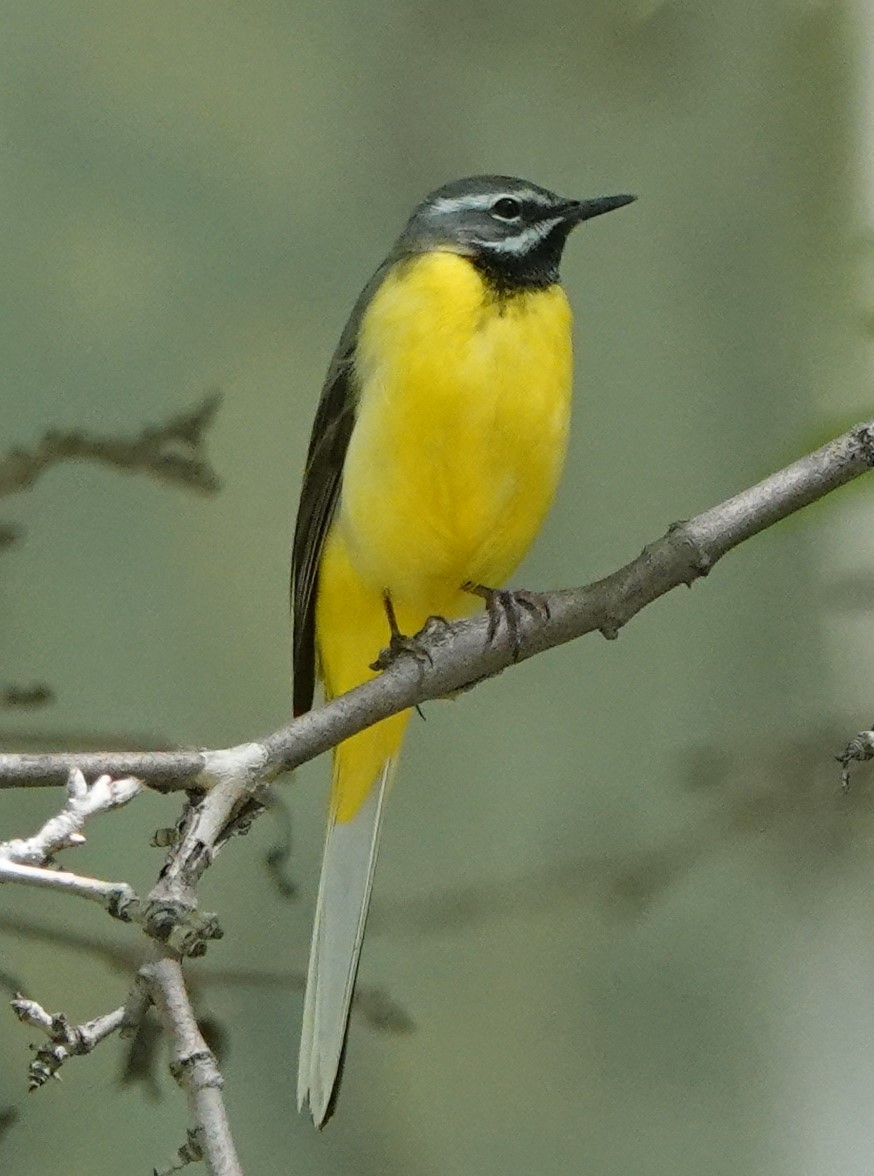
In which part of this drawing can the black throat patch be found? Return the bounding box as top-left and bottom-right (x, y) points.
(471, 223), (571, 298)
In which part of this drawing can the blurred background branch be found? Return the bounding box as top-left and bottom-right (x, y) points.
(0, 391), (223, 504)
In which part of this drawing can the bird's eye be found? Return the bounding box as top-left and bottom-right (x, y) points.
(491, 197), (522, 220)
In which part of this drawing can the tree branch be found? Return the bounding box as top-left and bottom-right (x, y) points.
(139, 958), (242, 1176)
(0, 749), (207, 791)
(0, 417), (871, 798)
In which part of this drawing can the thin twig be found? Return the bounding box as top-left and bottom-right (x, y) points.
(0, 770), (143, 909)
(0, 770), (141, 864)
(140, 958), (242, 1176)
(0, 859), (139, 907)
(11, 997), (127, 1088)
(0, 391), (222, 499)
(836, 725), (874, 789)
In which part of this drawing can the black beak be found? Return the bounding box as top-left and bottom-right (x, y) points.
(567, 194), (636, 224)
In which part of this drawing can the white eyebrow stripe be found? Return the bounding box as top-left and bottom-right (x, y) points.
(431, 193), (493, 214)
(481, 217), (564, 254)
(430, 189), (552, 215)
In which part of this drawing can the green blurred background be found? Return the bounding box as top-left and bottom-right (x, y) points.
(2, 3), (873, 1173)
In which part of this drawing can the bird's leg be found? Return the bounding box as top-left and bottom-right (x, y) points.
(370, 591), (448, 672)
(462, 582), (550, 662)
(382, 591), (404, 644)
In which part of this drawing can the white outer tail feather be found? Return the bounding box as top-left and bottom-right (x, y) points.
(297, 757), (396, 1126)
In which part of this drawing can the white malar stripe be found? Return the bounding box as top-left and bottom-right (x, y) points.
(483, 216), (564, 254)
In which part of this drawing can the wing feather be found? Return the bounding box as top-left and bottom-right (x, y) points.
(291, 262), (392, 716)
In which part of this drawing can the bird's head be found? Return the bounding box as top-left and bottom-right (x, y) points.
(396, 174), (635, 289)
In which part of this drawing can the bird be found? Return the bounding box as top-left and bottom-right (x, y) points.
(291, 174), (635, 1125)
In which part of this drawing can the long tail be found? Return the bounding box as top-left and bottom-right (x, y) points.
(299, 531), (417, 1124)
(297, 749), (399, 1126)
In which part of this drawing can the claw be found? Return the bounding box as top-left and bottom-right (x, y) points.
(370, 592), (442, 673)
(370, 630), (433, 673)
(462, 583), (549, 661)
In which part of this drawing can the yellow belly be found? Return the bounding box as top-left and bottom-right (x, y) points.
(338, 251), (572, 612)
(316, 251), (573, 819)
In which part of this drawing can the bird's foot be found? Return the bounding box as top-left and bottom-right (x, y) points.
(462, 583), (550, 661)
(370, 629), (433, 673)
(370, 594), (451, 673)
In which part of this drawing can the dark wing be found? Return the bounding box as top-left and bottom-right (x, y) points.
(291, 263), (391, 716)
(291, 360), (356, 715)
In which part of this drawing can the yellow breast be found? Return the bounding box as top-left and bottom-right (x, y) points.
(337, 250), (573, 613)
